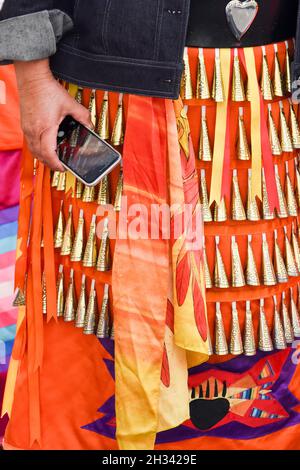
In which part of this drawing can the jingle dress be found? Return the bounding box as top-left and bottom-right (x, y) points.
(3, 32), (300, 453)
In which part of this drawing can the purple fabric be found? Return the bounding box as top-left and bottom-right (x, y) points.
(0, 205), (19, 225)
(0, 372), (8, 439)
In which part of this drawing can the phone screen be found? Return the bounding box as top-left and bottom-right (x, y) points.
(57, 116), (121, 185)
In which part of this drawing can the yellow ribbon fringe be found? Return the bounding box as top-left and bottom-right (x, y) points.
(209, 48), (231, 206)
(244, 47), (262, 201)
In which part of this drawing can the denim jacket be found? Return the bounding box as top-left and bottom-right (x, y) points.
(1, 0), (300, 99)
(0, 0), (190, 99)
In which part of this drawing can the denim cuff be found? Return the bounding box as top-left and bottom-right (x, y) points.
(0, 9), (73, 62)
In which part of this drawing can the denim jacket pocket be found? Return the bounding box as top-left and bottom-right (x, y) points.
(104, 0), (163, 60)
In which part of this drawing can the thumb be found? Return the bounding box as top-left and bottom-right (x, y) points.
(40, 125), (65, 171)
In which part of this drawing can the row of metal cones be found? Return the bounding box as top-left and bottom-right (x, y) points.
(67, 86), (125, 146)
(211, 293), (300, 357)
(14, 269), (300, 352)
(47, 267), (113, 339)
(51, 169), (123, 211)
(200, 161), (300, 222)
(205, 224), (300, 289)
(54, 207), (111, 271)
(181, 43), (292, 101)
(198, 100), (300, 162)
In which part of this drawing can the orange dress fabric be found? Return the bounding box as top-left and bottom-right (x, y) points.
(3, 91), (208, 449)
(0, 65), (22, 150)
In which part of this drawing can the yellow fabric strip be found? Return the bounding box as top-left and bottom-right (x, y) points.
(1, 305), (25, 417)
(209, 48), (231, 206)
(68, 83), (78, 99)
(1, 358), (19, 418)
(65, 172), (76, 195)
(244, 47), (262, 201)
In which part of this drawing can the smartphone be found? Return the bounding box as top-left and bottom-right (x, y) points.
(57, 115), (121, 186)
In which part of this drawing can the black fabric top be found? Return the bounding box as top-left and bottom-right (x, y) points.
(186, 0), (298, 48)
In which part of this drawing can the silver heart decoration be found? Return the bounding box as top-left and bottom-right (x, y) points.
(226, 0), (259, 41)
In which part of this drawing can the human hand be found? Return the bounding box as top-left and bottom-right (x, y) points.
(15, 59), (92, 171)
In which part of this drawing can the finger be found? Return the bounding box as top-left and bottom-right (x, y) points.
(69, 100), (93, 128)
(40, 126), (65, 171)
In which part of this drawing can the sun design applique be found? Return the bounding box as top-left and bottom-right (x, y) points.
(189, 363), (286, 431)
